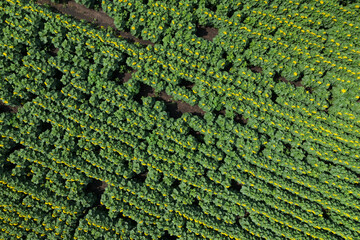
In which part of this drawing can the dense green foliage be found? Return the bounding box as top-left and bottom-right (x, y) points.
(1, 0), (360, 239)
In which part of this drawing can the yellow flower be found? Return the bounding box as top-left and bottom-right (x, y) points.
(341, 89), (346, 93)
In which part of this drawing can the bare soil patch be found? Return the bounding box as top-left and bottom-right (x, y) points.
(195, 25), (219, 41)
(132, 171), (148, 183)
(178, 79), (194, 89)
(85, 179), (108, 195)
(234, 113), (248, 125)
(37, 0), (153, 45)
(230, 179), (243, 191)
(188, 128), (204, 144)
(35, 0), (205, 118)
(121, 72), (134, 83)
(157, 91), (205, 118)
(134, 82), (156, 100)
(116, 31), (154, 46)
(113, 70), (136, 84)
(275, 74), (304, 88)
(38, 0), (114, 28)
(214, 109), (226, 116)
(134, 83), (205, 118)
(0, 101), (19, 114)
(249, 65), (263, 74)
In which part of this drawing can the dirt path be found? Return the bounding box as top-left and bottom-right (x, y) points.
(37, 0), (154, 45)
(158, 91), (205, 118)
(134, 82), (205, 118)
(0, 101), (19, 113)
(196, 25), (219, 41)
(36, 0), (205, 117)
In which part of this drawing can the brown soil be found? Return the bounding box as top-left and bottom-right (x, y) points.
(0, 101), (19, 113)
(49, 47), (59, 57)
(157, 91), (205, 118)
(133, 171), (148, 182)
(121, 72), (133, 83)
(195, 25), (219, 41)
(115, 70), (136, 84)
(234, 113), (248, 125)
(230, 179), (243, 191)
(37, 0), (154, 46)
(134, 82), (205, 118)
(215, 109), (226, 115)
(278, 76), (289, 83)
(292, 80), (303, 87)
(117, 31), (154, 46)
(179, 79), (195, 89)
(277, 75), (304, 88)
(249, 65), (263, 74)
(38, 0), (114, 28)
(35, 0), (209, 120)
(35, 0), (206, 118)
(135, 82), (156, 99)
(85, 179), (108, 195)
(188, 128), (204, 143)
